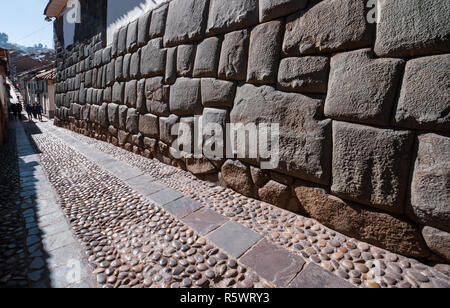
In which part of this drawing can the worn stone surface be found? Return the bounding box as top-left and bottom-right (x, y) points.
(163, 0), (209, 47)
(139, 114), (159, 139)
(107, 103), (119, 127)
(98, 103), (109, 128)
(126, 20), (138, 52)
(325, 49), (405, 126)
(170, 78), (202, 116)
(185, 156), (217, 175)
(149, 3), (168, 39)
(259, 0), (308, 22)
(130, 50), (140, 79)
(137, 11), (151, 47)
(422, 226), (450, 262)
(240, 238), (305, 287)
(159, 114), (179, 145)
(289, 262), (354, 288)
(206, 0), (259, 35)
(145, 77), (170, 116)
(165, 47), (177, 84)
(407, 133), (450, 232)
(258, 180), (290, 209)
(183, 208), (228, 236)
(136, 79), (146, 114)
(278, 56), (330, 94)
(123, 53), (131, 80)
(114, 56), (124, 81)
(201, 78), (236, 108)
(247, 20), (283, 84)
(395, 54), (450, 132)
(294, 183), (430, 258)
(117, 26), (128, 56)
(112, 82), (124, 104)
(218, 29), (250, 81)
(232, 84), (331, 185)
(332, 121), (414, 214)
(250, 166), (270, 188)
(283, 0), (373, 55)
(124, 80), (137, 108)
(126, 108), (139, 135)
(118, 105), (128, 130)
(193, 37), (221, 78)
(176, 44), (196, 77)
(140, 38), (166, 78)
(221, 160), (256, 198)
(374, 0), (450, 57)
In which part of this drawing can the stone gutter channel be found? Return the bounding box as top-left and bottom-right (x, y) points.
(18, 119), (450, 288)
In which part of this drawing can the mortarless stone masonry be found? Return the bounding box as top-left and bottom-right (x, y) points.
(53, 0), (450, 261)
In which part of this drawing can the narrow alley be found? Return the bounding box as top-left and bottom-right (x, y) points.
(1, 103), (449, 288)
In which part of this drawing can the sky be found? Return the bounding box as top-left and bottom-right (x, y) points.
(0, 0), (54, 48)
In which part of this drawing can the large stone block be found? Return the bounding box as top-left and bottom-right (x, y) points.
(170, 78), (202, 116)
(89, 105), (99, 124)
(407, 133), (450, 232)
(324, 49), (404, 126)
(126, 108), (139, 134)
(221, 160), (257, 197)
(294, 183), (430, 258)
(98, 103), (109, 128)
(332, 121), (414, 214)
(112, 82), (124, 104)
(163, 0), (209, 47)
(258, 180), (290, 209)
(107, 103), (119, 127)
(395, 54), (450, 132)
(218, 29), (250, 81)
(206, 0), (259, 35)
(114, 56), (124, 81)
(125, 80), (137, 108)
(127, 20), (138, 52)
(122, 54), (131, 80)
(130, 50), (140, 79)
(149, 3), (168, 39)
(231, 84), (331, 185)
(165, 47), (177, 84)
(118, 25), (128, 56)
(140, 38), (166, 78)
(201, 78), (236, 107)
(193, 37), (221, 78)
(119, 105), (128, 130)
(139, 114), (159, 138)
(247, 20), (283, 84)
(374, 0), (450, 57)
(136, 79), (146, 114)
(137, 11), (151, 47)
(159, 114), (180, 144)
(259, 0), (308, 22)
(283, 0), (373, 55)
(422, 226), (450, 262)
(145, 77), (170, 116)
(177, 44), (196, 77)
(277, 56), (330, 94)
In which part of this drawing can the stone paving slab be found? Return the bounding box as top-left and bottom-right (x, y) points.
(125, 175), (167, 196)
(207, 221), (263, 259)
(239, 238), (306, 287)
(163, 197), (203, 218)
(183, 208), (229, 236)
(288, 262), (355, 288)
(149, 187), (184, 205)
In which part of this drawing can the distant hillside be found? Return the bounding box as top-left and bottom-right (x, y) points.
(0, 32), (54, 54)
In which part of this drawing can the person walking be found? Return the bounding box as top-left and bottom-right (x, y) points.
(26, 104), (33, 121)
(17, 104), (22, 121)
(11, 104), (18, 120)
(31, 104), (38, 120)
(36, 103), (43, 121)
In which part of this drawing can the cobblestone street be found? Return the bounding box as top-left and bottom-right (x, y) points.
(0, 116), (448, 288)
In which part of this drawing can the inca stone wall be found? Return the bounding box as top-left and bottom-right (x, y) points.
(52, 0), (450, 262)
